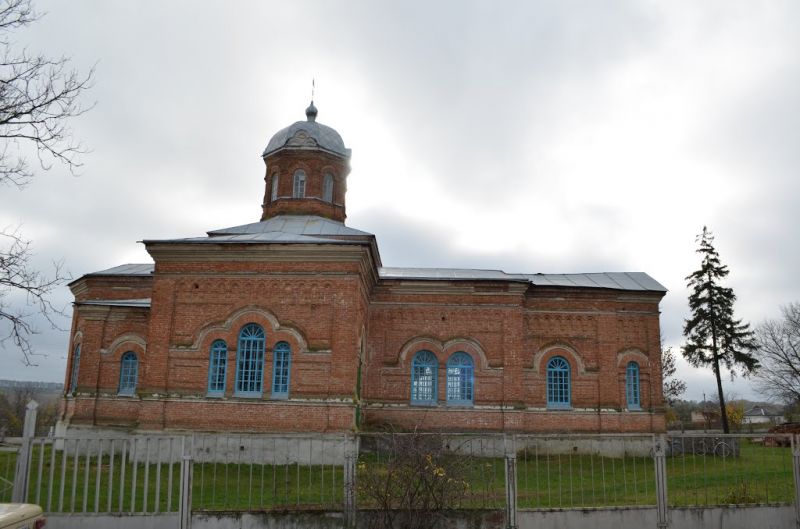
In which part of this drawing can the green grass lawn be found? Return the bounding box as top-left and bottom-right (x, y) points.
(0, 438), (793, 512)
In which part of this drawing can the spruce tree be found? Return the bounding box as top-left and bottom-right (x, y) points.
(683, 227), (758, 433)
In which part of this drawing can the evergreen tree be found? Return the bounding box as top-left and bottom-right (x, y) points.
(683, 227), (758, 433)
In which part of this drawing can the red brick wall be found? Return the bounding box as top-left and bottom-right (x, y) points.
(61, 253), (665, 434)
(261, 150), (349, 222)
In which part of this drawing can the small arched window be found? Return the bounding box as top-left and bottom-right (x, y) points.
(546, 356), (571, 409)
(272, 341), (291, 399)
(118, 352), (138, 396)
(271, 174), (279, 201)
(626, 361), (641, 410)
(322, 173), (334, 203)
(235, 324), (265, 397)
(411, 350), (437, 404)
(69, 343), (81, 394)
(207, 340), (227, 396)
(293, 170), (306, 198)
(446, 352), (474, 405)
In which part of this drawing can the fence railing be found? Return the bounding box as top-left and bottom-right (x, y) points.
(6, 402), (800, 529)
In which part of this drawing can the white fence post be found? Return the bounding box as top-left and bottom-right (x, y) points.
(12, 400), (38, 503)
(504, 434), (518, 529)
(653, 434), (669, 528)
(344, 433), (358, 528)
(179, 437), (193, 529)
(792, 434), (800, 529)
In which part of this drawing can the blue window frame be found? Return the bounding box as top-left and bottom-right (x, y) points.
(207, 340), (227, 396)
(118, 352), (138, 396)
(323, 173), (334, 203)
(235, 324), (265, 397)
(272, 341), (291, 399)
(546, 356), (571, 409)
(446, 352), (474, 405)
(69, 343), (81, 394)
(293, 170), (306, 198)
(411, 350), (438, 404)
(626, 361), (641, 410)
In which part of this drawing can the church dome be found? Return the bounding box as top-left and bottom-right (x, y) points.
(262, 102), (350, 159)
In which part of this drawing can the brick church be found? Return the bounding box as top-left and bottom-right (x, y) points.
(59, 103), (667, 435)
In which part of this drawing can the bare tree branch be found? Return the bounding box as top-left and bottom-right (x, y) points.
(0, 0), (90, 363)
(754, 303), (800, 404)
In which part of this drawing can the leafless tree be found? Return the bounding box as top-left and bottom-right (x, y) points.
(0, 0), (92, 364)
(357, 431), (471, 529)
(754, 303), (800, 404)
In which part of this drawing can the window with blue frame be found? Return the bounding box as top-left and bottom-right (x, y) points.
(207, 340), (227, 396)
(293, 170), (306, 198)
(446, 352), (474, 405)
(69, 343), (81, 394)
(546, 356), (570, 409)
(626, 361), (641, 410)
(411, 350), (437, 404)
(323, 173), (334, 203)
(235, 324), (265, 396)
(272, 341), (291, 398)
(118, 352), (138, 396)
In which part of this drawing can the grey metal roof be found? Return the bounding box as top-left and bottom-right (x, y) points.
(145, 216), (375, 245)
(85, 263), (154, 276)
(159, 232), (356, 244)
(263, 120), (350, 158)
(378, 268), (666, 292)
(208, 215), (372, 237)
(77, 298), (151, 308)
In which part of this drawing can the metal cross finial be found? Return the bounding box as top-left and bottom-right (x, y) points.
(311, 78), (315, 104)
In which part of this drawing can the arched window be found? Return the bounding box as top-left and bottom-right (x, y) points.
(118, 352), (138, 396)
(272, 341), (291, 399)
(546, 356), (571, 409)
(626, 361), (641, 410)
(411, 350), (437, 404)
(293, 170), (306, 198)
(271, 174), (279, 201)
(69, 343), (81, 394)
(235, 324), (265, 397)
(446, 352), (474, 405)
(322, 173), (334, 203)
(207, 340), (227, 396)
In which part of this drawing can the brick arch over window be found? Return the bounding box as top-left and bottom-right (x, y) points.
(397, 336), (492, 371)
(615, 348), (650, 367)
(101, 333), (147, 356)
(186, 306), (309, 354)
(532, 342), (587, 375)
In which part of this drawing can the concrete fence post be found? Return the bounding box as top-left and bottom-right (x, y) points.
(653, 434), (669, 528)
(12, 399), (38, 503)
(504, 434), (518, 529)
(343, 433), (358, 528)
(792, 434), (800, 528)
(179, 437), (193, 529)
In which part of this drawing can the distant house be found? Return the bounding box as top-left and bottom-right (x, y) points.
(743, 406), (784, 425)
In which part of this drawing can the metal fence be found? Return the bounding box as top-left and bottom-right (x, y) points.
(6, 402), (800, 529)
(0, 443), (15, 502)
(191, 433), (346, 511)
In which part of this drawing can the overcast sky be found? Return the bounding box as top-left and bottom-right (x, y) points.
(1, 1), (798, 403)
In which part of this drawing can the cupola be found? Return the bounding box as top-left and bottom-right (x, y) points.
(260, 102), (351, 222)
